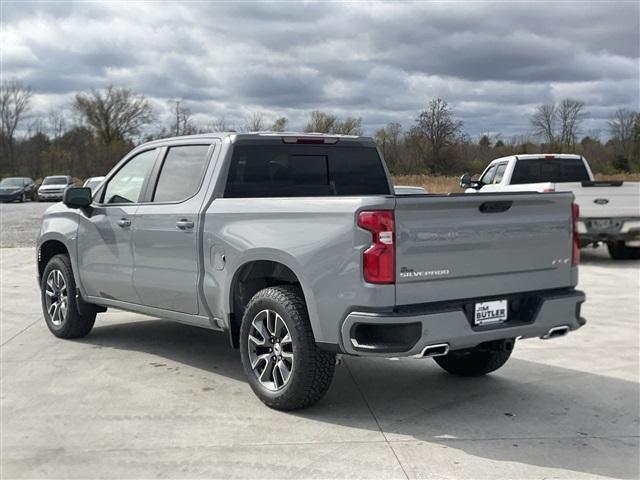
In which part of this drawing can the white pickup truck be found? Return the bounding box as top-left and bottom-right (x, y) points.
(461, 154), (640, 260)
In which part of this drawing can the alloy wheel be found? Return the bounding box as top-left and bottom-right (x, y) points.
(247, 309), (294, 391)
(45, 269), (68, 326)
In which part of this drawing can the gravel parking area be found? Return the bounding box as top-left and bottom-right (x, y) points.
(1, 217), (639, 478)
(0, 201), (52, 248)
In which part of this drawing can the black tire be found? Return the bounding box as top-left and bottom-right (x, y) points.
(607, 241), (640, 260)
(434, 341), (513, 377)
(19, 192), (26, 203)
(239, 285), (335, 410)
(41, 254), (96, 338)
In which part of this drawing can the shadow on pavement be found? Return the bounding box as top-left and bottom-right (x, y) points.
(324, 356), (639, 479)
(580, 245), (640, 267)
(82, 319), (246, 383)
(80, 317), (639, 479)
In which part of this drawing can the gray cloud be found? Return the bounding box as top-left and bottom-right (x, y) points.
(3, 1), (638, 137)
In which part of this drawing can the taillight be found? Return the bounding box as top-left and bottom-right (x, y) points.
(572, 203), (580, 265)
(358, 210), (395, 284)
(282, 136), (339, 144)
(542, 187), (555, 192)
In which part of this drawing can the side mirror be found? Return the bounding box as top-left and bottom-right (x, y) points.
(459, 172), (472, 189)
(63, 187), (92, 209)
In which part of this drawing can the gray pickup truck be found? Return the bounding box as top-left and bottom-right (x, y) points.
(37, 132), (586, 410)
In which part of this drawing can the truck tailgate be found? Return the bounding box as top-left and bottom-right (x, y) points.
(394, 192), (574, 306)
(569, 182), (640, 218)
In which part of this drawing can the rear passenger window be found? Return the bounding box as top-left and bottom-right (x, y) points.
(153, 145), (210, 202)
(224, 145), (390, 198)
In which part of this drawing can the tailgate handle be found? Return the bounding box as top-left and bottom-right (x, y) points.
(479, 201), (512, 213)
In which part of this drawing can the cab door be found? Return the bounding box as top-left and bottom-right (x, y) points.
(77, 148), (159, 304)
(132, 143), (215, 315)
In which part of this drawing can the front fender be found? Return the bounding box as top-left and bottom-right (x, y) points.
(37, 206), (83, 295)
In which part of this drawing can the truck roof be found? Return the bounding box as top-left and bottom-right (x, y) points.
(489, 153), (583, 165)
(142, 131), (375, 148)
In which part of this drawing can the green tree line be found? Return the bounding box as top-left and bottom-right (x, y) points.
(1, 81), (638, 180)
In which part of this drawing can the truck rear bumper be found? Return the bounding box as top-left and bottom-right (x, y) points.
(340, 289), (585, 357)
(578, 218), (640, 244)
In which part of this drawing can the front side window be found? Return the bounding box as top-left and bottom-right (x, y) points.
(153, 145), (211, 202)
(103, 149), (157, 204)
(480, 165), (497, 185)
(493, 163), (508, 184)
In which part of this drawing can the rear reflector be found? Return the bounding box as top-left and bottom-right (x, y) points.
(572, 203), (580, 266)
(282, 136), (339, 144)
(358, 210), (395, 284)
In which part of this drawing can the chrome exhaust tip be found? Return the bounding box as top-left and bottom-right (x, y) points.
(413, 343), (450, 358)
(541, 325), (570, 340)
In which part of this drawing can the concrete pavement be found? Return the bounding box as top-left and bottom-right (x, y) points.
(1, 246), (638, 479)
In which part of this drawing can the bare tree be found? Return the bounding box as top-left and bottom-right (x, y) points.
(478, 134), (492, 148)
(415, 98), (463, 168)
(243, 112), (266, 132)
(168, 100), (198, 136)
(557, 98), (586, 150)
(270, 117), (288, 132)
(207, 116), (231, 132)
(304, 111), (337, 133)
(47, 107), (67, 139)
(634, 113), (640, 165)
(608, 108), (636, 159)
(304, 111), (362, 135)
(0, 80), (33, 174)
(375, 122), (403, 169)
(333, 116), (363, 135)
(531, 103), (557, 146)
(74, 85), (154, 144)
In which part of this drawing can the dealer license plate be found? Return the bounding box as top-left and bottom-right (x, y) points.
(474, 300), (508, 326)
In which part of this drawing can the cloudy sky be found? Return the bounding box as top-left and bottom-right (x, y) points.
(3, 1), (639, 139)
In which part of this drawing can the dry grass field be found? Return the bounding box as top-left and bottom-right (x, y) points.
(393, 173), (640, 193)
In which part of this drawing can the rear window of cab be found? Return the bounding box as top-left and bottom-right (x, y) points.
(224, 145), (390, 198)
(511, 158), (590, 184)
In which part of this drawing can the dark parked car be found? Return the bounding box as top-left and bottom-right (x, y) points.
(0, 177), (36, 202)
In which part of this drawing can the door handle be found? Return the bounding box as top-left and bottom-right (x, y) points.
(176, 219), (195, 230)
(117, 218), (131, 228)
(479, 201), (512, 213)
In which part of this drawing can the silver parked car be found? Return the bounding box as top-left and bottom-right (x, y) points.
(38, 175), (73, 201)
(37, 132), (586, 410)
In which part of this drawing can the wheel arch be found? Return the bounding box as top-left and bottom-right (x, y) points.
(38, 238), (70, 282)
(37, 234), (99, 316)
(226, 257), (317, 349)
